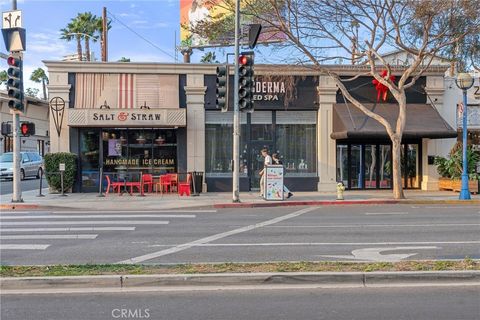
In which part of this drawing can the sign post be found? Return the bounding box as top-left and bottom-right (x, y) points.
(264, 165), (284, 201)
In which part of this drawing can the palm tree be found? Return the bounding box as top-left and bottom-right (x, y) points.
(60, 19), (84, 61)
(78, 12), (98, 61)
(30, 68), (49, 100)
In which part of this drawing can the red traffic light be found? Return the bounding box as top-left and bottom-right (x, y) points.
(21, 123), (29, 135)
(7, 56), (20, 67)
(20, 122), (35, 136)
(239, 55), (253, 66)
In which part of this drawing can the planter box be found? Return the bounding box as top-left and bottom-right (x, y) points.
(438, 178), (479, 194)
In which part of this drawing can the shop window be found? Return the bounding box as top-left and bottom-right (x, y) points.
(102, 129), (177, 176)
(80, 129), (100, 192)
(205, 124), (247, 176)
(403, 144), (419, 188)
(336, 144), (348, 185)
(379, 145), (392, 188)
(365, 145), (377, 188)
(275, 124), (316, 177)
(350, 144), (362, 189)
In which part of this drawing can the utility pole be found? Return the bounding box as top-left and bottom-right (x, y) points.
(102, 7), (108, 62)
(10, 0), (22, 202)
(232, 0), (240, 202)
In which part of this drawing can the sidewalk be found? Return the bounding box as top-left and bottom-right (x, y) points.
(1, 188), (479, 210)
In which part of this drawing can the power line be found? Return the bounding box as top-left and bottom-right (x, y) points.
(107, 10), (176, 61)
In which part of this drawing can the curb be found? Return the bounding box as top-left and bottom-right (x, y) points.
(1, 271), (479, 291)
(0, 204), (39, 210)
(214, 199), (480, 208)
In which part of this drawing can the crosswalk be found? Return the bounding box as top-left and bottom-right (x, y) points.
(0, 210), (210, 251)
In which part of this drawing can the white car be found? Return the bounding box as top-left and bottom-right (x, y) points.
(0, 152), (44, 180)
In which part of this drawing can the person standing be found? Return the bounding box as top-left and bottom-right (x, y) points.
(272, 153), (293, 199)
(259, 148), (272, 197)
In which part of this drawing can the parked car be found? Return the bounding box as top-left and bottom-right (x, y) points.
(0, 152), (44, 180)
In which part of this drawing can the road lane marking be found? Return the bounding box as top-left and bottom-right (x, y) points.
(146, 240), (480, 247)
(1, 221), (169, 226)
(320, 246), (439, 262)
(117, 206), (318, 264)
(0, 214), (195, 219)
(0, 234), (98, 240)
(0, 244), (50, 250)
(264, 223), (480, 228)
(51, 210), (216, 214)
(365, 212), (408, 215)
(0, 227), (136, 232)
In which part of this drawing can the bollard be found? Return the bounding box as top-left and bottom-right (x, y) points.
(97, 167), (105, 197)
(36, 169), (45, 197)
(60, 171), (67, 197)
(336, 182), (345, 200)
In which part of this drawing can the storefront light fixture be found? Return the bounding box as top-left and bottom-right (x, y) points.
(155, 135), (166, 145)
(136, 134), (146, 144)
(119, 134), (127, 144)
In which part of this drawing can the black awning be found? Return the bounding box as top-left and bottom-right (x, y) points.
(331, 103), (457, 140)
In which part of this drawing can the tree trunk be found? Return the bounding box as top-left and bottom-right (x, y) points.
(391, 135), (405, 199)
(42, 79), (47, 100)
(76, 36), (83, 61)
(85, 39), (91, 61)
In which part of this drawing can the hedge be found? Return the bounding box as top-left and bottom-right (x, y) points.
(44, 152), (77, 192)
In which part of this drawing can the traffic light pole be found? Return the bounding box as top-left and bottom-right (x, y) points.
(232, 0), (240, 202)
(10, 0), (22, 203)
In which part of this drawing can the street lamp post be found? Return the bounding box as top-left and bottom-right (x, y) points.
(455, 73), (474, 200)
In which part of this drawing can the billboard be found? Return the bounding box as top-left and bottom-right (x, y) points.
(180, 0), (286, 48)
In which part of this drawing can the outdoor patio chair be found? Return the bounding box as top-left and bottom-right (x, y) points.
(105, 175), (123, 196)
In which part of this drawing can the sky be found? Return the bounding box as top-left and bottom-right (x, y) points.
(0, 0), (187, 94)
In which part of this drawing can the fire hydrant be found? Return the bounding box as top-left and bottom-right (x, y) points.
(336, 182), (345, 200)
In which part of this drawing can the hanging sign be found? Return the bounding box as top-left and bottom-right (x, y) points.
(264, 165), (284, 201)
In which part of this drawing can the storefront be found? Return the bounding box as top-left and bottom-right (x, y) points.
(203, 75), (319, 192)
(331, 76), (457, 190)
(44, 61), (456, 192)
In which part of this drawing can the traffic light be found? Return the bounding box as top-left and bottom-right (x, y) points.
(216, 65), (229, 112)
(1, 122), (12, 136)
(7, 55), (24, 112)
(20, 122), (35, 137)
(238, 52), (254, 113)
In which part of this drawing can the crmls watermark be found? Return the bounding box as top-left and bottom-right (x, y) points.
(111, 308), (150, 319)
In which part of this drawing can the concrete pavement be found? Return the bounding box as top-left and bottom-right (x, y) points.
(2, 286), (479, 320)
(1, 188), (479, 210)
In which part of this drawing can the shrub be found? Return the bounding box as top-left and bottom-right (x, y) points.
(44, 152), (77, 192)
(434, 143), (479, 180)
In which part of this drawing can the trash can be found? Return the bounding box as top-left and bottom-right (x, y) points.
(188, 171), (204, 196)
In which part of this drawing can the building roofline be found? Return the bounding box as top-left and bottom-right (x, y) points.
(42, 61), (449, 76)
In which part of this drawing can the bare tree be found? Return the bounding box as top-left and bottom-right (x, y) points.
(192, 0), (480, 199)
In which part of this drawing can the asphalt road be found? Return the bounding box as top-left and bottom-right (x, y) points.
(2, 286), (479, 320)
(0, 177), (47, 196)
(0, 204), (479, 265)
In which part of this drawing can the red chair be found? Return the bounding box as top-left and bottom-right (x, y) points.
(105, 175), (123, 196)
(158, 174), (172, 194)
(178, 173), (191, 196)
(168, 173), (178, 192)
(142, 174), (154, 193)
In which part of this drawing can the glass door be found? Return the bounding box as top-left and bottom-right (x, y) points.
(379, 145), (392, 188)
(79, 129), (100, 192)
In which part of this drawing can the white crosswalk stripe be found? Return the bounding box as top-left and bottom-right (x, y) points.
(0, 214), (195, 219)
(0, 234), (98, 240)
(0, 210), (197, 251)
(0, 227), (136, 232)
